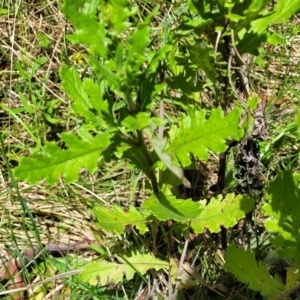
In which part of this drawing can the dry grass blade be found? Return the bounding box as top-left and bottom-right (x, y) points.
(0, 269), (82, 297)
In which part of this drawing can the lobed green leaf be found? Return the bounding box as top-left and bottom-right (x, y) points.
(93, 205), (148, 234)
(121, 113), (153, 131)
(191, 194), (254, 233)
(225, 244), (285, 299)
(143, 193), (253, 234)
(80, 251), (168, 286)
(251, 0), (300, 34)
(62, 0), (109, 57)
(186, 40), (216, 84)
(60, 66), (112, 126)
(14, 131), (112, 184)
(143, 193), (201, 222)
(263, 171), (300, 262)
(168, 107), (243, 166)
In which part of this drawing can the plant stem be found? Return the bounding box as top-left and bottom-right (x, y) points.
(134, 86), (160, 196)
(136, 129), (160, 195)
(125, 91), (136, 113)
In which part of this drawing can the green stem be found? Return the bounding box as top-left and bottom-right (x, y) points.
(125, 91), (136, 113)
(136, 129), (160, 195)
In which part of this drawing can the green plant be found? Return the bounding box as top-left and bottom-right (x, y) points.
(12, 0), (300, 298)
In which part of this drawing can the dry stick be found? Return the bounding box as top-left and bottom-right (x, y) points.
(170, 238), (189, 300)
(230, 29), (250, 100)
(158, 64), (165, 187)
(43, 283), (64, 300)
(230, 29), (250, 104)
(276, 282), (300, 300)
(177, 238), (189, 275)
(158, 99), (164, 140)
(180, 263), (224, 297)
(227, 28), (252, 105)
(71, 182), (111, 207)
(227, 48), (244, 103)
(22, 240), (92, 265)
(214, 30), (223, 62)
(230, 29), (247, 66)
(168, 268), (173, 300)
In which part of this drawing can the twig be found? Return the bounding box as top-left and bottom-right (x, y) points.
(71, 182), (111, 207)
(181, 263), (224, 297)
(230, 29), (247, 66)
(227, 48), (244, 102)
(158, 63), (165, 186)
(158, 62), (165, 140)
(158, 99), (164, 139)
(171, 238), (189, 299)
(276, 282), (300, 300)
(214, 30), (223, 62)
(178, 239), (189, 276)
(230, 29), (250, 99)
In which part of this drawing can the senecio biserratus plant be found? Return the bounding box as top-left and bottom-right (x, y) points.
(13, 0), (300, 298)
